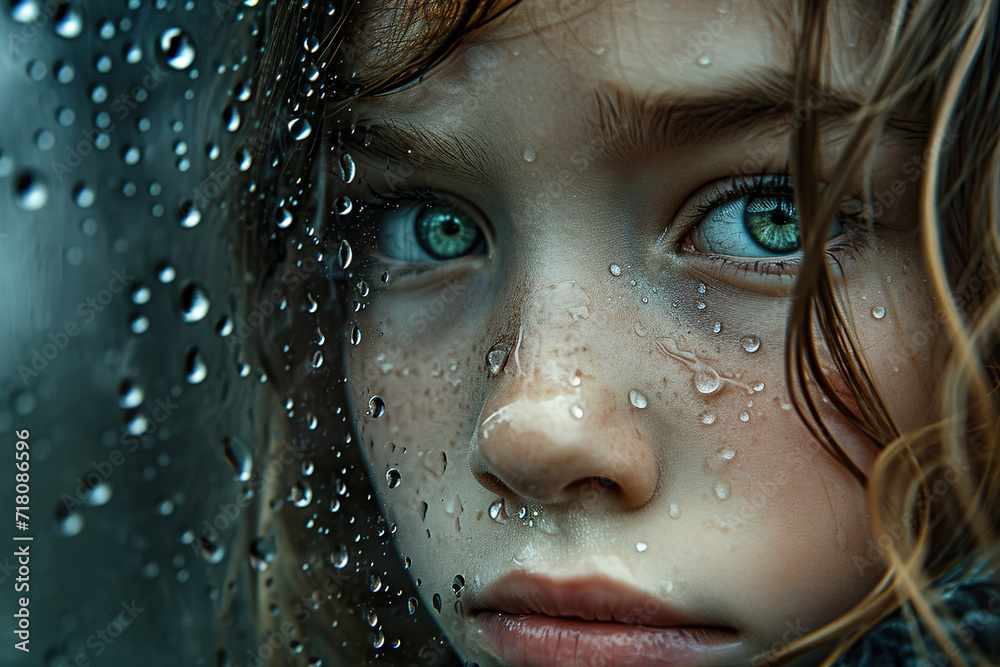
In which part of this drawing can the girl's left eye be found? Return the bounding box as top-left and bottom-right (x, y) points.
(686, 177), (842, 258)
(377, 199), (486, 263)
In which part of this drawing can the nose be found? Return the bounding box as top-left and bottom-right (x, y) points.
(469, 281), (660, 509)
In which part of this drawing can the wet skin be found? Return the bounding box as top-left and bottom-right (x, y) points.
(329, 0), (944, 664)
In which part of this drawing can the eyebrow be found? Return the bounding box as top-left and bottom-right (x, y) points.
(595, 68), (928, 159)
(345, 68), (928, 182)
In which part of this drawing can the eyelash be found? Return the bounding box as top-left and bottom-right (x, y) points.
(676, 173), (870, 275)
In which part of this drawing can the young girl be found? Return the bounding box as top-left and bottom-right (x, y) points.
(236, 0), (1000, 665)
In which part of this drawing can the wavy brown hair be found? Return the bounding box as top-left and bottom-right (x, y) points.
(233, 1), (1000, 665)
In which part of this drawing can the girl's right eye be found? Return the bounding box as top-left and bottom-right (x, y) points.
(377, 199), (486, 263)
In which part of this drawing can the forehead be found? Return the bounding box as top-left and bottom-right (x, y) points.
(347, 0), (884, 116)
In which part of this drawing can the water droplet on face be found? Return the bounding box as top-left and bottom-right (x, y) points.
(569, 405), (584, 419)
(697, 52), (713, 66)
(752, 381), (765, 392)
(694, 368), (721, 394)
(871, 306), (886, 319)
(714, 481), (731, 500)
(700, 411), (716, 425)
(288, 117), (312, 141)
(740, 336), (761, 353)
(350, 325), (361, 345)
(697, 283), (707, 294)
(636, 541), (648, 553)
(609, 264), (622, 276)
(339, 153), (356, 183)
(452, 574), (465, 595)
(696, 301), (706, 310)
(629, 390), (648, 409)
(522, 146), (536, 162)
(54, 2), (83, 38)
(487, 343), (510, 376)
(184, 348), (207, 384)
(368, 395), (385, 418)
(338, 239), (353, 268)
(712, 321), (722, 334)
(668, 503), (680, 518)
(739, 411), (750, 422)
(180, 283), (210, 322)
(160, 27), (196, 69)
(720, 447), (736, 460)
(386, 468), (401, 489)
(432, 593), (442, 613)
(488, 498), (508, 523)
(14, 171), (48, 211)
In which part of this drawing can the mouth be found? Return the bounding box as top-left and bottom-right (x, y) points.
(471, 573), (741, 667)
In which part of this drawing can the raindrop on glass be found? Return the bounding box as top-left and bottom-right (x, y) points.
(11, 0), (40, 23)
(157, 263), (177, 283)
(277, 207), (293, 228)
(160, 27), (196, 69)
(331, 544), (348, 569)
(248, 536), (277, 573)
(368, 395), (385, 418)
(54, 2), (84, 39)
(385, 468), (401, 489)
(350, 325), (361, 345)
(178, 201), (201, 228)
(288, 117), (312, 141)
(129, 314), (150, 334)
(697, 52), (713, 66)
(184, 348), (207, 384)
(338, 239), (353, 268)
(119, 379), (145, 408)
(221, 104), (240, 132)
(289, 481), (313, 508)
(335, 195), (353, 216)
(452, 574), (465, 595)
(431, 594), (442, 613)
(14, 171), (48, 211)
(73, 183), (95, 208)
(180, 283), (210, 322)
(222, 437), (253, 481)
(339, 153), (356, 183)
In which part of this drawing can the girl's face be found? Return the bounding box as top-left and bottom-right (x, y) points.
(332, 0), (942, 664)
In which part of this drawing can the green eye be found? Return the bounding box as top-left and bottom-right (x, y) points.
(414, 204), (482, 260)
(744, 195), (800, 253)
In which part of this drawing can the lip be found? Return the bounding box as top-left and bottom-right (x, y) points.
(471, 572), (741, 667)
